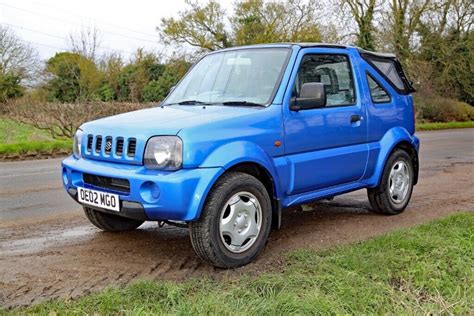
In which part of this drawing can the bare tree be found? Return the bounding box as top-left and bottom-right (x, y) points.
(67, 25), (102, 61)
(341, 0), (378, 50)
(0, 26), (40, 81)
(385, 0), (433, 58)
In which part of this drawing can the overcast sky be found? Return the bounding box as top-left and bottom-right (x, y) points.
(1, 0), (234, 60)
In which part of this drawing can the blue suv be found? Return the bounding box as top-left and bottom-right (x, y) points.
(62, 43), (419, 268)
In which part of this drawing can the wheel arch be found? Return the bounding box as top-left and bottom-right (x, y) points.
(367, 127), (419, 187)
(227, 162), (282, 229)
(197, 158), (282, 229)
(392, 141), (419, 185)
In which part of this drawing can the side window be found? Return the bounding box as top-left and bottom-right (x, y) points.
(295, 54), (356, 107)
(367, 74), (391, 103)
(370, 59), (404, 90)
(360, 53), (415, 93)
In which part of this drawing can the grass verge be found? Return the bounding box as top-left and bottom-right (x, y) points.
(0, 140), (71, 157)
(417, 121), (474, 131)
(0, 118), (52, 143)
(0, 118), (70, 158)
(12, 212), (473, 315)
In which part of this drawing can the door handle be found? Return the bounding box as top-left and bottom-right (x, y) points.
(350, 115), (361, 123)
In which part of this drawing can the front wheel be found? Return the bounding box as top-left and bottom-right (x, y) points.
(189, 172), (272, 268)
(368, 149), (414, 215)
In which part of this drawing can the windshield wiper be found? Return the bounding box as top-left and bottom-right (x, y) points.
(221, 101), (265, 107)
(165, 100), (212, 106)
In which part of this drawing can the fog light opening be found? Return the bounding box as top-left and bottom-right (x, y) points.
(139, 181), (160, 203)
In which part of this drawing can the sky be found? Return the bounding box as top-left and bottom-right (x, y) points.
(0, 0), (234, 61)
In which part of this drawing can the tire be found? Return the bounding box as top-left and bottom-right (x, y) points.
(84, 207), (144, 232)
(367, 149), (414, 215)
(189, 172), (272, 268)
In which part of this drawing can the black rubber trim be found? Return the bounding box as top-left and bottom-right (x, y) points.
(271, 198), (282, 230)
(66, 188), (148, 221)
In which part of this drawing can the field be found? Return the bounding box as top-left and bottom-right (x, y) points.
(9, 212), (472, 314)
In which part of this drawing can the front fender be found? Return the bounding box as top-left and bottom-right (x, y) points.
(365, 127), (419, 187)
(200, 141), (282, 198)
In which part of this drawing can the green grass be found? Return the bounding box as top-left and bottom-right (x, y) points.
(0, 118), (53, 144)
(0, 119), (70, 157)
(417, 121), (474, 131)
(10, 212), (473, 315)
(0, 140), (71, 156)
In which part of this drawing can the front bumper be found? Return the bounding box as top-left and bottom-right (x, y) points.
(62, 156), (223, 221)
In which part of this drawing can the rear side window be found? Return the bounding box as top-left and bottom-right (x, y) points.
(361, 53), (415, 94)
(367, 74), (391, 103)
(370, 59), (404, 90)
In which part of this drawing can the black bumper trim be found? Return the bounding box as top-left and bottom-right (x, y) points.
(66, 187), (149, 221)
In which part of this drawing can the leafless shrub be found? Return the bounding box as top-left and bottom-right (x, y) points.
(67, 25), (102, 62)
(6, 101), (150, 139)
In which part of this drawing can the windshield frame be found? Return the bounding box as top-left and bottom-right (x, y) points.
(162, 47), (292, 107)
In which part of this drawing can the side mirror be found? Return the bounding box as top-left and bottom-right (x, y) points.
(290, 82), (326, 111)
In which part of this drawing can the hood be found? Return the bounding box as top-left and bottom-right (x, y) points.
(82, 105), (261, 136)
(80, 105), (263, 165)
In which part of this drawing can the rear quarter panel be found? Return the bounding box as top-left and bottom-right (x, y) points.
(357, 55), (417, 185)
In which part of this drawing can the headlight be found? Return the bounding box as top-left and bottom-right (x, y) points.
(144, 136), (183, 170)
(73, 129), (83, 159)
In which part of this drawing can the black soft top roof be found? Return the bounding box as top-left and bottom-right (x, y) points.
(294, 43), (348, 49)
(356, 48), (397, 59)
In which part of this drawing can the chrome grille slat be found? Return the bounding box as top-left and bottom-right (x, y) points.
(87, 135), (93, 152)
(116, 138), (124, 156)
(95, 136), (102, 153)
(127, 139), (137, 157)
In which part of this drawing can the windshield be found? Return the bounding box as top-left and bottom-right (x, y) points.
(164, 48), (291, 106)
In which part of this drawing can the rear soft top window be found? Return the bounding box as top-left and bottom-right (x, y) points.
(360, 52), (415, 95)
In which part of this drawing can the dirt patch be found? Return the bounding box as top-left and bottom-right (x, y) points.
(1, 158), (473, 309)
(0, 152), (68, 162)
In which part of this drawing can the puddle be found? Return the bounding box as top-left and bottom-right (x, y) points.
(0, 226), (95, 255)
(0, 222), (160, 256)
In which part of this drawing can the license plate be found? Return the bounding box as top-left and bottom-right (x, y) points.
(77, 187), (120, 212)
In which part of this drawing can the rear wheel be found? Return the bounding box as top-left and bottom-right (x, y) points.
(84, 207), (144, 232)
(189, 172), (272, 268)
(368, 149), (414, 215)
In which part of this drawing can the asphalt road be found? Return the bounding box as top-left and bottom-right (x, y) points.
(1, 128), (473, 223)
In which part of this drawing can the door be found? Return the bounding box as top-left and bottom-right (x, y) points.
(283, 50), (369, 195)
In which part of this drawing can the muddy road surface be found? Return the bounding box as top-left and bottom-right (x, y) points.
(1, 129), (473, 308)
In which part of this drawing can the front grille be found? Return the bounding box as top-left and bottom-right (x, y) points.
(84, 134), (140, 163)
(127, 139), (136, 157)
(83, 173), (130, 194)
(95, 136), (102, 153)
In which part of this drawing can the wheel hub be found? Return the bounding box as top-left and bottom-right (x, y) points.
(389, 160), (411, 204)
(219, 192), (262, 253)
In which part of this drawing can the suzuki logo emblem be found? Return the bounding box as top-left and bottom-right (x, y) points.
(105, 140), (112, 151)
